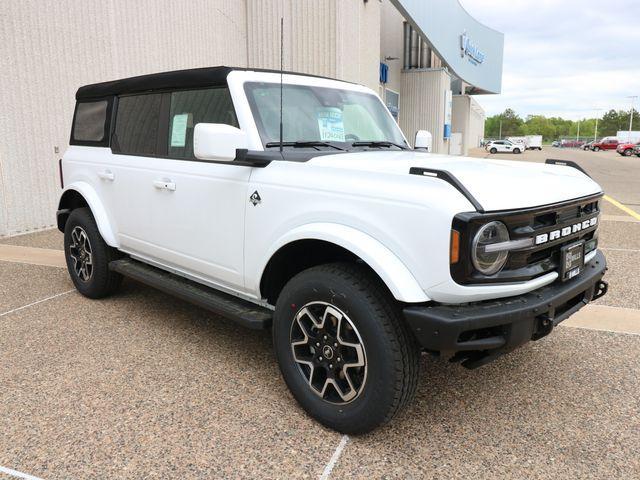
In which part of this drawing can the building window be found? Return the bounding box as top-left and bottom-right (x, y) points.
(168, 88), (238, 160)
(385, 89), (400, 123)
(113, 94), (162, 156)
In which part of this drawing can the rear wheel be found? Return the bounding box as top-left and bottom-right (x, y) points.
(490, 147), (497, 154)
(64, 208), (122, 298)
(623, 149), (633, 156)
(513, 148), (521, 154)
(272, 263), (420, 434)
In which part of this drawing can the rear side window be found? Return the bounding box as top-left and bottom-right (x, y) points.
(168, 88), (238, 159)
(72, 100), (109, 144)
(113, 94), (162, 156)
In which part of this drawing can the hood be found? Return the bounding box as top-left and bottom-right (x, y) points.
(307, 151), (603, 212)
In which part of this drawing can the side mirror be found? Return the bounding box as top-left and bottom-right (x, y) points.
(414, 130), (432, 151)
(194, 123), (248, 161)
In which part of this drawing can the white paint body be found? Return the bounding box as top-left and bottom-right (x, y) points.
(60, 71), (603, 306)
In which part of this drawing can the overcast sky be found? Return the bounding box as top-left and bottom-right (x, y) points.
(461, 0), (640, 120)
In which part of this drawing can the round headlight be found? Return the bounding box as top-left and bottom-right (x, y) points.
(472, 221), (510, 275)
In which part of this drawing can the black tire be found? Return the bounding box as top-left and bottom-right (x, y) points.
(513, 148), (521, 154)
(272, 263), (420, 434)
(490, 147), (497, 154)
(623, 149), (632, 156)
(64, 207), (122, 298)
(593, 146), (600, 151)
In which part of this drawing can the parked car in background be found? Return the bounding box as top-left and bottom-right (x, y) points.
(561, 139), (585, 149)
(591, 137), (618, 151)
(616, 142), (640, 156)
(485, 140), (523, 154)
(552, 141), (561, 147)
(582, 141), (594, 151)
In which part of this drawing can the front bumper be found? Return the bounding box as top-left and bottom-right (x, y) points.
(404, 251), (607, 369)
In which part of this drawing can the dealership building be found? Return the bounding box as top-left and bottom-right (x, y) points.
(0, 0), (503, 237)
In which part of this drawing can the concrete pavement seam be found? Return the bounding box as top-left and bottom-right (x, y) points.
(603, 195), (640, 221)
(0, 289), (75, 318)
(319, 435), (349, 480)
(0, 465), (45, 480)
(599, 247), (640, 253)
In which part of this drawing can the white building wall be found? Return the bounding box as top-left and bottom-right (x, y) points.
(246, 0), (380, 91)
(452, 94), (485, 155)
(468, 96), (486, 150)
(0, 0), (248, 237)
(379, 0), (405, 95)
(0, 0), (380, 236)
(399, 68), (451, 153)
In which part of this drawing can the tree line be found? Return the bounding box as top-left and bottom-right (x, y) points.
(485, 108), (640, 141)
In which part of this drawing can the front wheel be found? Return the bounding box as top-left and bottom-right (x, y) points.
(64, 208), (122, 298)
(272, 263), (420, 434)
(593, 146), (600, 151)
(490, 147), (497, 154)
(513, 148), (521, 154)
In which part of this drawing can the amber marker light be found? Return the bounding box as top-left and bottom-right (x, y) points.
(450, 229), (460, 264)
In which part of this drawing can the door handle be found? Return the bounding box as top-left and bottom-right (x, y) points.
(153, 179), (176, 191)
(97, 170), (115, 181)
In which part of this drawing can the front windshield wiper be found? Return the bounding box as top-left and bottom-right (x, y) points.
(265, 141), (345, 151)
(351, 141), (408, 150)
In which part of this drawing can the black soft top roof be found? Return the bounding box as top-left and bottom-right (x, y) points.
(75, 66), (346, 100)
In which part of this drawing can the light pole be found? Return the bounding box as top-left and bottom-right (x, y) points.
(593, 109), (603, 142)
(576, 120), (580, 142)
(627, 96), (638, 142)
(499, 120), (502, 140)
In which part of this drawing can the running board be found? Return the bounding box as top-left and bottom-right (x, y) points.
(109, 258), (272, 329)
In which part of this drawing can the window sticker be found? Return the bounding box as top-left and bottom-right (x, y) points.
(170, 113), (189, 147)
(316, 107), (345, 142)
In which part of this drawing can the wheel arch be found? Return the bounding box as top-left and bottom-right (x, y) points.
(57, 183), (118, 247)
(257, 223), (429, 305)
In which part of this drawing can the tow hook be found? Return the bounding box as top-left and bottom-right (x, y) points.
(532, 314), (554, 341)
(592, 280), (609, 301)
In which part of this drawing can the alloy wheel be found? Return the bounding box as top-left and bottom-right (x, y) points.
(69, 226), (94, 282)
(290, 301), (367, 404)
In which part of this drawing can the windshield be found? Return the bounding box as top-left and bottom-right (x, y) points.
(244, 82), (408, 150)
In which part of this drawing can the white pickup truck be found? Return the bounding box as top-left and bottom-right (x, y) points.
(57, 67), (608, 433)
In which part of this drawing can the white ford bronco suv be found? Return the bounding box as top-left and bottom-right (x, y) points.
(58, 66), (608, 433)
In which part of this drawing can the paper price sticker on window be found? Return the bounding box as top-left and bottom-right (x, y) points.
(170, 113), (189, 147)
(317, 107), (345, 142)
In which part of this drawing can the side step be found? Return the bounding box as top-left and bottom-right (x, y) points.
(109, 258), (272, 329)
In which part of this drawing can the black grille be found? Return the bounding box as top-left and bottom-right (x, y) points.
(451, 194), (602, 285)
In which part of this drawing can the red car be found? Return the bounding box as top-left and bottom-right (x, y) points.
(617, 142), (640, 156)
(591, 137), (618, 151)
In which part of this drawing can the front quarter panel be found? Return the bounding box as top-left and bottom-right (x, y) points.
(245, 160), (475, 303)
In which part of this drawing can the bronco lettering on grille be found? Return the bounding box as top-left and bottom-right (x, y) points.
(534, 217), (598, 245)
